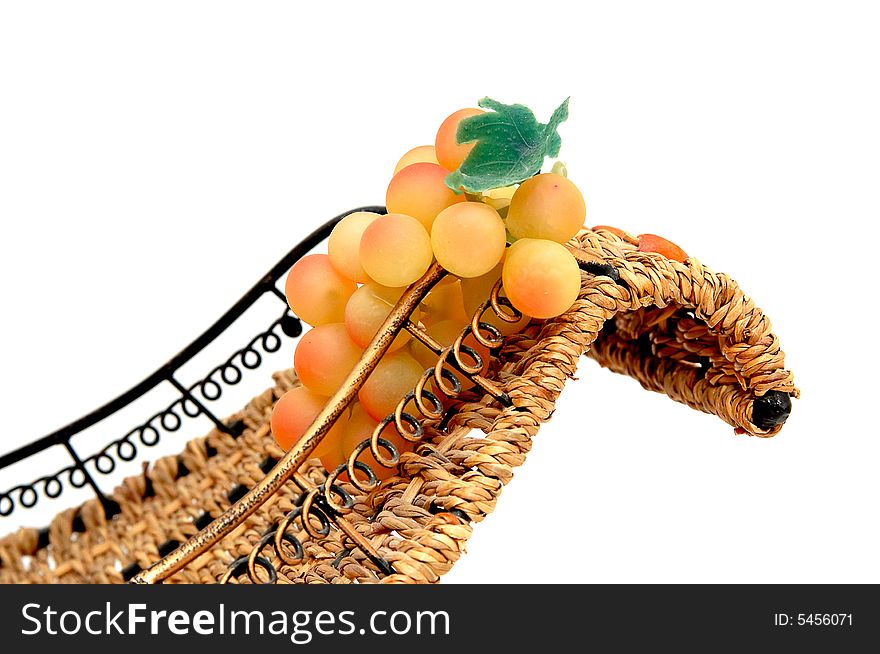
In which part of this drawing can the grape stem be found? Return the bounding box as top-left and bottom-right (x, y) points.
(551, 160), (568, 177)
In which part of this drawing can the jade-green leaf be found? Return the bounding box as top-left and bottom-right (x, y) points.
(445, 97), (570, 193)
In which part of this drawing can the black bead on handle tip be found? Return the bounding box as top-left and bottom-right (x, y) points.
(752, 391), (792, 431)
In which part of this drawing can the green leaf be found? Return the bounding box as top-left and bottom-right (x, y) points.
(445, 97), (570, 193)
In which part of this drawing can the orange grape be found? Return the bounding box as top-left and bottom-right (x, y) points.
(502, 238), (581, 319)
(359, 213), (433, 287)
(385, 163), (464, 230)
(506, 173), (586, 243)
(358, 349), (424, 420)
(421, 279), (468, 326)
(393, 145), (439, 174)
(345, 282), (421, 351)
(328, 211), (379, 282)
(284, 254), (357, 326)
(293, 323), (363, 396)
(638, 234), (689, 262)
(270, 386), (342, 463)
(431, 202), (506, 278)
(435, 108), (483, 171)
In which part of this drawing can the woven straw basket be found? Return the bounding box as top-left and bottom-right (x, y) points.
(0, 209), (798, 584)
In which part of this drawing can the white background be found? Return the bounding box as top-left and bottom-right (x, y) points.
(1, 1), (878, 583)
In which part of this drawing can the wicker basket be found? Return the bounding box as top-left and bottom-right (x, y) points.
(0, 210), (798, 584)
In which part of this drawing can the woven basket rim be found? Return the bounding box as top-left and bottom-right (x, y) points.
(0, 223), (797, 584)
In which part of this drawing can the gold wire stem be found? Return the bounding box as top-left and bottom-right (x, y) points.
(131, 263), (447, 584)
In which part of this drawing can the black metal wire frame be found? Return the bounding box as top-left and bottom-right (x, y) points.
(0, 206), (386, 522)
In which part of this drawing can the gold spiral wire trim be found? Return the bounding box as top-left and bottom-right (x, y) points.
(221, 278), (522, 584)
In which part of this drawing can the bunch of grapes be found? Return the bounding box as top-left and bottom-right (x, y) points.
(272, 106), (592, 478)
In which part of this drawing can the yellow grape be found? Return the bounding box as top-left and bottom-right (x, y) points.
(293, 323), (363, 396)
(435, 107), (483, 171)
(339, 403), (411, 482)
(421, 279), (468, 326)
(506, 173), (586, 243)
(461, 261), (503, 315)
(358, 349), (424, 421)
(408, 338), (437, 371)
(502, 238), (581, 319)
(393, 145), (439, 174)
(284, 254), (357, 326)
(359, 213), (433, 287)
(345, 282), (421, 351)
(385, 163), (464, 230)
(270, 386), (342, 463)
(431, 202), (506, 278)
(460, 261), (531, 336)
(427, 319), (467, 348)
(328, 211), (379, 283)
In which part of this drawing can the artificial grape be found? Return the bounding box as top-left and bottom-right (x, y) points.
(358, 349), (424, 421)
(502, 238), (581, 319)
(316, 403), (356, 474)
(285, 254), (357, 327)
(592, 224), (638, 244)
(506, 173), (586, 243)
(318, 401), (368, 474)
(359, 213), (433, 287)
(461, 262), (503, 315)
(461, 261), (531, 336)
(270, 386), (343, 464)
(393, 145), (439, 174)
(431, 202), (506, 278)
(293, 323), (363, 397)
(427, 319), (467, 348)
(345, 282), (422, 351)
(339, 403), (411, 482)
(421, 279), (468, 326)
(328, 211), (379, 283)
(435, 108), (483, 171)
(317, 437), (346, 475)
(637, 234), (689, 262)
(385, 163), (464, 230)
(408, 338), (437, 371)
